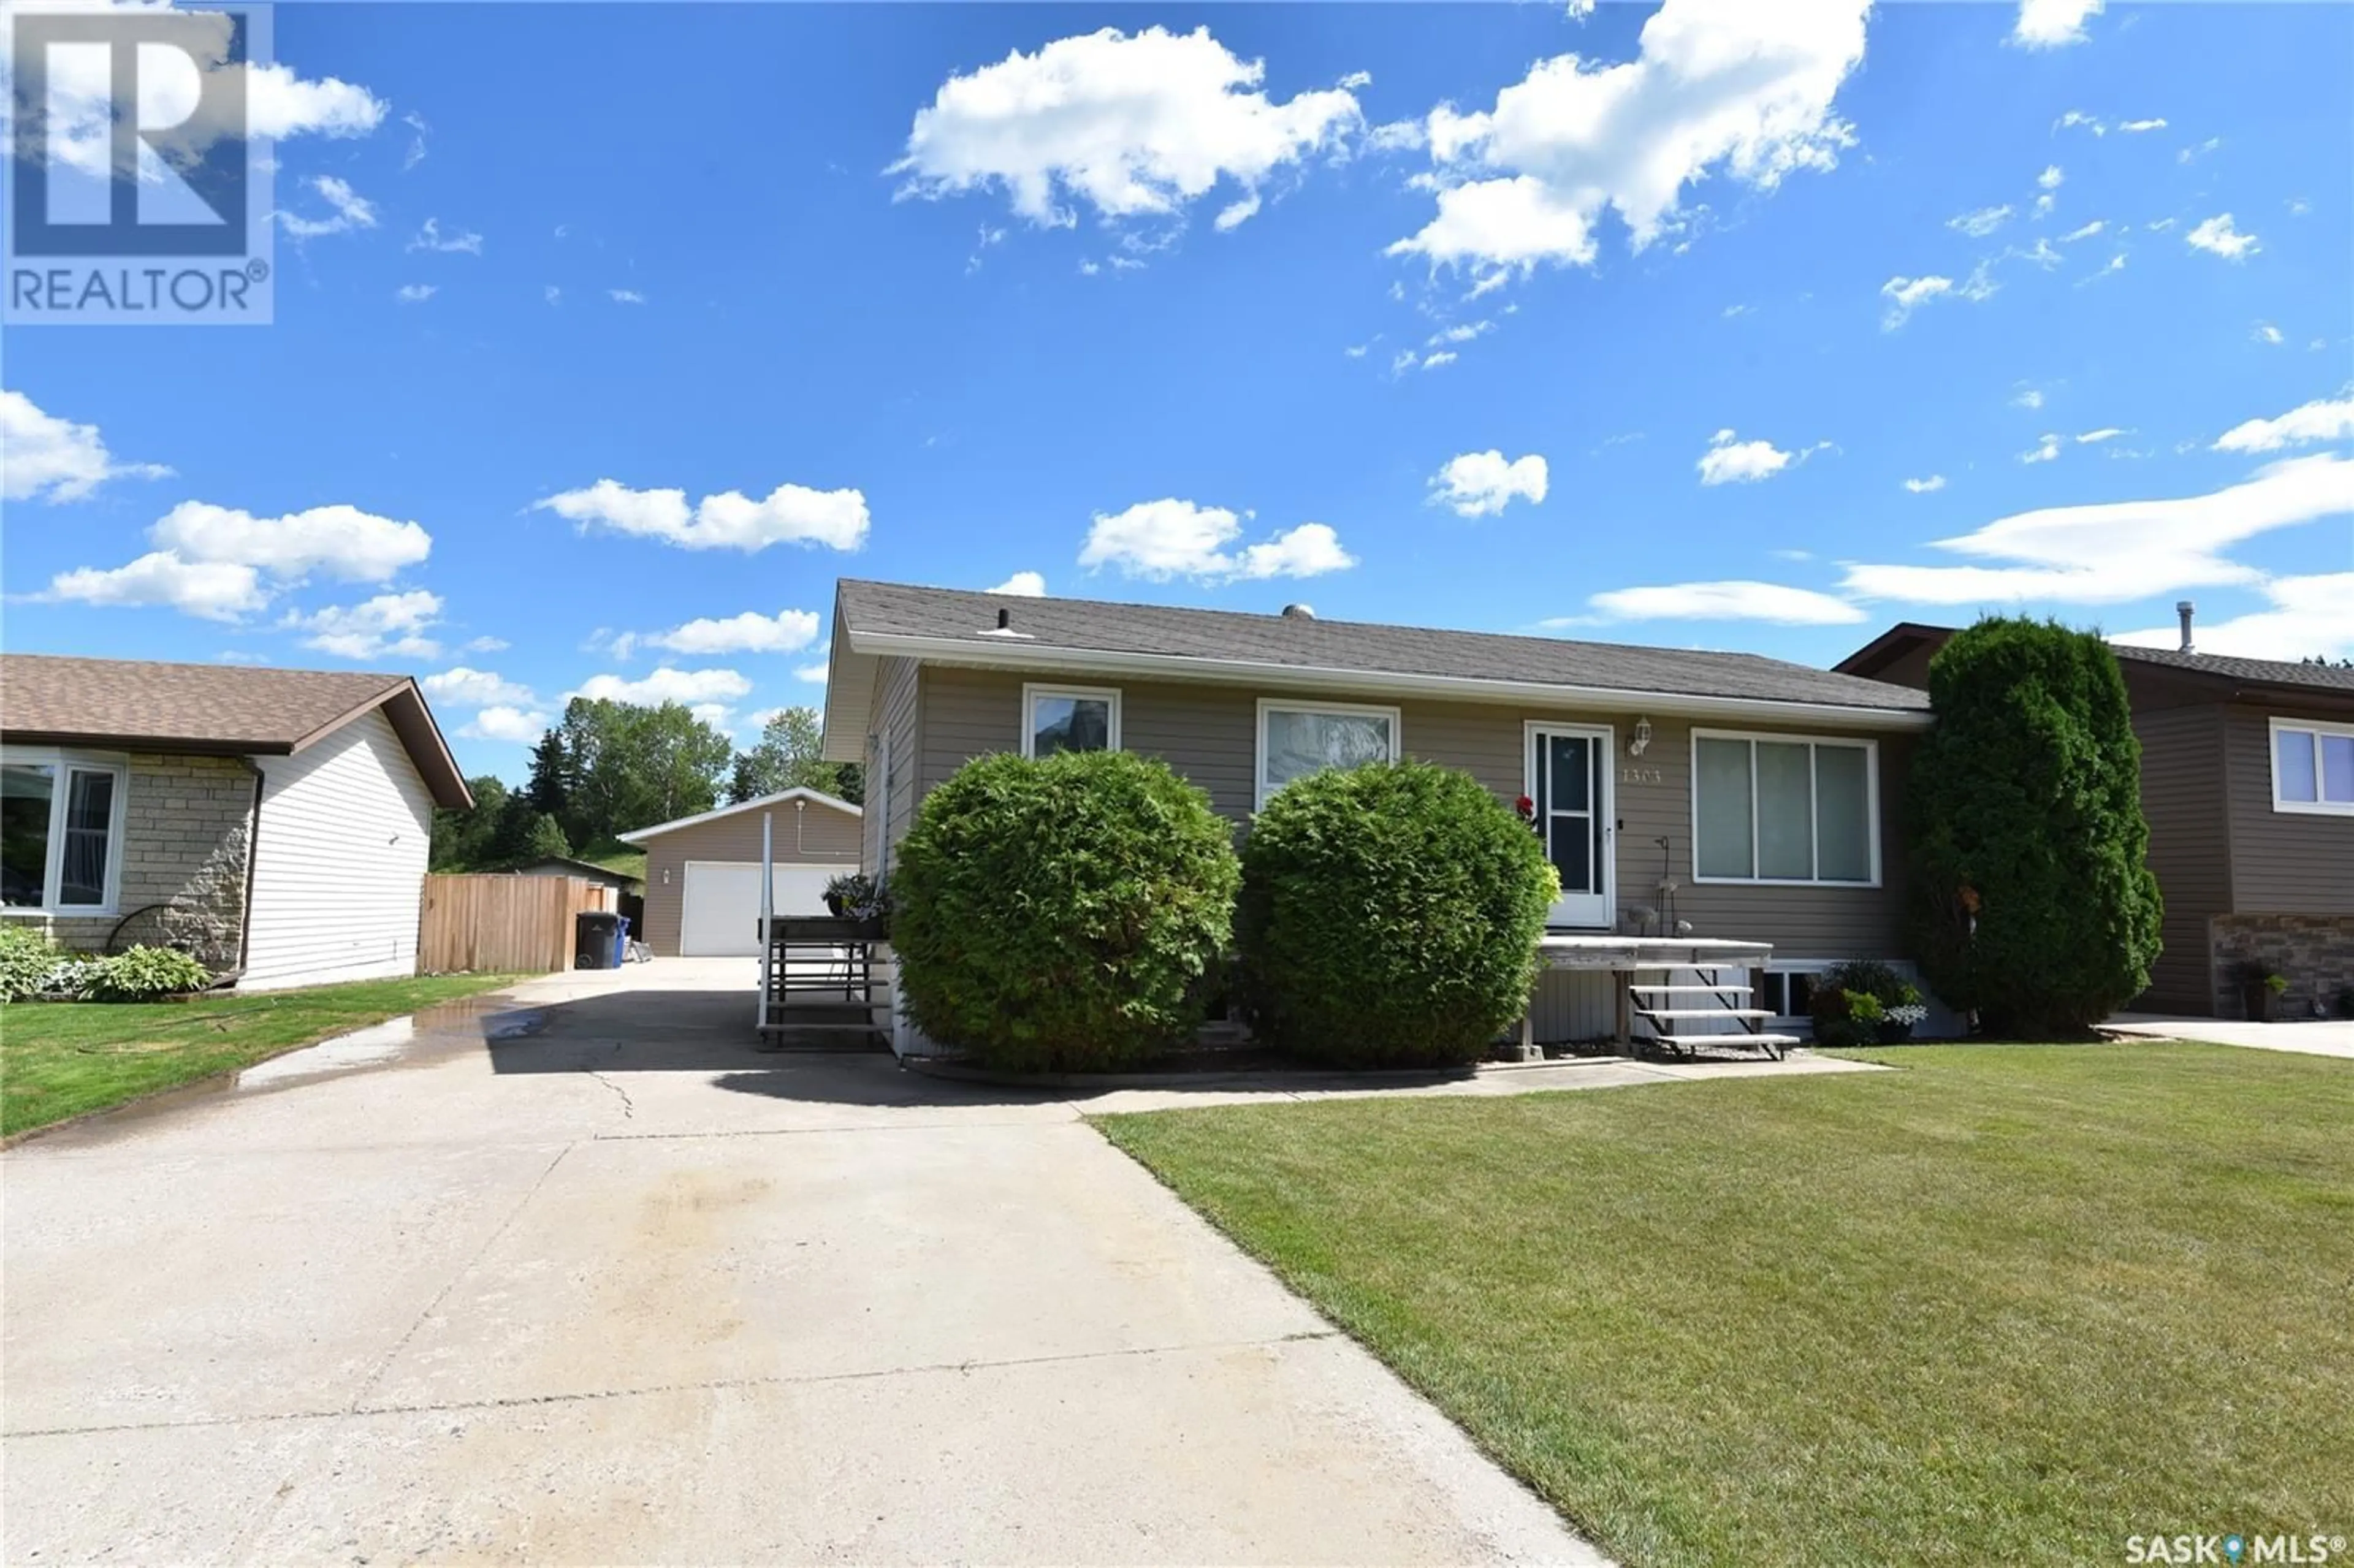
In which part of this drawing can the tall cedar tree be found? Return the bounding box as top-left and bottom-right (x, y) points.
(1906, 618), (2163, 1036)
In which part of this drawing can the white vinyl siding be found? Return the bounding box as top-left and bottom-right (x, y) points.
(1691, 729), (1880, 887)
(242, 709), (435, 991)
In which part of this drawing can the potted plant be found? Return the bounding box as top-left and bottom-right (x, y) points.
(2237, 963), (2289, 1022)
(822, 872), (891, 938)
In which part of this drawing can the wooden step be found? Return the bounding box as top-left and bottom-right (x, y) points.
(1634, 1008), (1777, 1022)
(1628, 983), (1754, 997)
(1649, 1031), (1802, 1049)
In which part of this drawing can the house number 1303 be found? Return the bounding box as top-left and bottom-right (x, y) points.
(1620, 765), (1665, 786)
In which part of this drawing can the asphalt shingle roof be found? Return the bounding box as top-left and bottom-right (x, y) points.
(2112, 642), (2354, 693)
(837, 580), (1932, 712)
(0, 654), (472, 807)
(0, 654), (411, 750)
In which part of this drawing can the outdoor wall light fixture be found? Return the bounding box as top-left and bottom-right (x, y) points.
(1629, 717), (1653, 756)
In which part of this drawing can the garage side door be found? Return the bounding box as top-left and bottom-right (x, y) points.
(679, 861), (836, 956)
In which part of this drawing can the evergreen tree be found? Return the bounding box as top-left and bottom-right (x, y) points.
(1907, 617), (2163, 1036)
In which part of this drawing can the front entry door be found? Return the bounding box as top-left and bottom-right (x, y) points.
(1527, 725), (1615, 928)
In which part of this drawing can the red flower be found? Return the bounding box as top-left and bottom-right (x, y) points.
(1514, 794), (1535, 816)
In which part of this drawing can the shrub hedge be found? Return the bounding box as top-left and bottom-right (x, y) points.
(891, 749), (1241, 1072)
(1237, 759), (1557, 1068)
(1906, 617), (2163, 1037)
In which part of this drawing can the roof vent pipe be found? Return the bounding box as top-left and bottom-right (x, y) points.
(2177, 600), (2195, 653)
(997, 607), (1010, 630)
(1281, 603), (1316, 620)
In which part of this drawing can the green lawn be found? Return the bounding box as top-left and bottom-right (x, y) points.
(1, 971), (524, 1138)
(1096, 1045), (2354, 1567)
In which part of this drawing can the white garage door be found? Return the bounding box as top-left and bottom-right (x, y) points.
(679, 861), (837, 956)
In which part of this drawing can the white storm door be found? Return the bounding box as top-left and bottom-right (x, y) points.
(1528, 725), (1615, 929)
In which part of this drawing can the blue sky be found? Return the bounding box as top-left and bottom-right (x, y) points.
(6, 0), (2350, 781)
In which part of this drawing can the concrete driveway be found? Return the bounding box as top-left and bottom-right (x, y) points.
(4, 959), (1604, 1566)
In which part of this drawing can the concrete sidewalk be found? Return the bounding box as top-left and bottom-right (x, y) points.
(2105, 1011), (2354, 1060)
(4, 960), (1615, 1566)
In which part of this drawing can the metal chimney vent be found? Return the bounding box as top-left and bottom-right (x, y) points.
(1280, 603), (1316, 620)
(2176, 600), (2195, 653)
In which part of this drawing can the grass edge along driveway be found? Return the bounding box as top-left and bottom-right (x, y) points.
(1095, 1044), (2354, 1568)
(2, 971), (524, 1138)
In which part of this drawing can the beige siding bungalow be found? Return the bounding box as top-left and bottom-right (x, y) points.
(820, 579), (1939, 1044)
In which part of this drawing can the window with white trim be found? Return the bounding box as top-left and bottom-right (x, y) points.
(1, 750), (129, 913)
(1255, 700), (1401, 809)
(1022, 684), (1121, 759)
(1691, 731), (1878, 885)
(2271, 717), (2354, 815)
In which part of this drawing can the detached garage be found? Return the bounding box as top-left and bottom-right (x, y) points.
(618, 788), (863, 956)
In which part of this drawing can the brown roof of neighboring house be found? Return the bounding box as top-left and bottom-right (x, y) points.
(0, 654), (472, 808)
(1837, 622), (2354, 703)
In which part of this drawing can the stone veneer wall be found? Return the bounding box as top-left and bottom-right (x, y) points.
(8, 753), (259, 970)
(2210, 914), (2354, 1019)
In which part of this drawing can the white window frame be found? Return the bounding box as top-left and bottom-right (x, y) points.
(1020, 683), (1123, 760)
(1255, 698), (1403, 810)
(0, 747), (131, 916)
(1688, 728), (1881, 888)
(2268, 716), (2354, 816)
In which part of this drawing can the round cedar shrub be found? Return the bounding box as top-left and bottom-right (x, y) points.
(1906, 616), (2163, 1037)
(1237, 760), (1557, 1068)
(891, 749), (1240, 1072)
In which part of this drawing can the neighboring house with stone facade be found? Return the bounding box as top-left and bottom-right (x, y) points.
(1, 655), (472, 991)
(1839, 622), (2354, 1019)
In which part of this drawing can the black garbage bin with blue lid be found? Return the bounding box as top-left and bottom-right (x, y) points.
(575, 910), (624, 969)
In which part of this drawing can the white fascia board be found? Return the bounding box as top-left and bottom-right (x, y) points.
(845, 630), (1937, 733)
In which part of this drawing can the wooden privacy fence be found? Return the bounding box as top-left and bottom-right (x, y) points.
(418, 874), (617, 975)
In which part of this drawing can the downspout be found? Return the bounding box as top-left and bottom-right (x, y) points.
(235, 758), (265, 978)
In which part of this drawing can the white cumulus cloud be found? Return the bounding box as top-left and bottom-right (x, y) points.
(463, 706), (550, 744)
(0, 390), (171, 502)
(1430, 450), (1549, 517)
(1697, 429), (1792, 485)
(151, 500), (432, 582)
(2013, 0), (2104, 49)
(1388, 0), (1869, 283)
(43, 554), (267, 622)
(989, 571), (1048, 596)
(571, 668), (754, 706)
(619, 607), (823, 658)
(2212, 395), (2354, 453)
(1077, 499), (1355, 582)
(1586, 580), (1865, 625)
(422, 667), (538, 708)
(891, 26), (1362, 232)
(1903, 475), (1946, 493)
(284, 590), (444, 661)
(1840, 453), (2354, 606)
(2185, 213), (2258, 261)
(536, 478), (869, 552)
